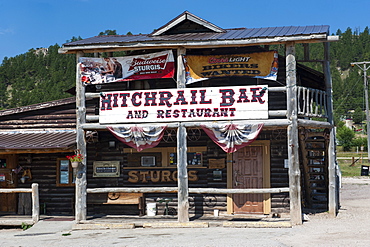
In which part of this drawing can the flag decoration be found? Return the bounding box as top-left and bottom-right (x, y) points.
(201, 123), (264, 153)
(107, 125), (167, 152)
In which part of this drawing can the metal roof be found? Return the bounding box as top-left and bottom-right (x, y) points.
(63, 25), (330, 48)
(0, 130), (76, 150)
(0, 97), (75, 117)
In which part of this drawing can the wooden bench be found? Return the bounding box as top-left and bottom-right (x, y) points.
(87, 192), (145, 215)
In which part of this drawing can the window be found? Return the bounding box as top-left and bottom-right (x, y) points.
(123, 147), (207, 167)
(57, 159), (75, 186)
(169, 152), (203, 166)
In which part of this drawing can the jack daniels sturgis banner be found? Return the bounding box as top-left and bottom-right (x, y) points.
(79, 50), (277, 85)
(79, 50), (175, 84)
(183, 51), (278, 84)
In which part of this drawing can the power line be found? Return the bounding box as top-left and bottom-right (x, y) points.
(351, 61), (370, 161)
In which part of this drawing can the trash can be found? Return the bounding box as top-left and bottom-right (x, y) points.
(361, 165), (369, 176)
(146, 202), (156, 216)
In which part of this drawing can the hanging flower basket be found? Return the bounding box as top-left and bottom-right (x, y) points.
(71, 161), (79, 168)
(66, 153), (83, 169)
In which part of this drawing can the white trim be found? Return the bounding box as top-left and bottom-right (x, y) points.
(151, 12), (224, 36)
(59, 34), (329, 54)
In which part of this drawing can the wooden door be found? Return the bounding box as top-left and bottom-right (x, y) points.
(232, 146), (264, 214)
(0, 155), (18, 213)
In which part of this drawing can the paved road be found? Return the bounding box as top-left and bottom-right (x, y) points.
(1, 177), (369, 247)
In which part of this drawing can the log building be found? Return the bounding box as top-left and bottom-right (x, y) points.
(0, 11), (339, 226)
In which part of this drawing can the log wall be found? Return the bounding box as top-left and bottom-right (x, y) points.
(84, 129), (290, 216)
(16, 153), (75, 215)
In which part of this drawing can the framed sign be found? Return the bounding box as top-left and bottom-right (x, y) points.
(209, 159), (226, 169)
(93, 161), (120, 177)
(99, 85), (268, 124)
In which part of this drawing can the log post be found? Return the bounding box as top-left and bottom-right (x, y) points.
(286, 42), (302, 225)
(31, 183), (39, 223)
(324, 42), (338, 217)
(177, 123), (189, 222)
(75, 51), (87, 223)
(176, 47), (189, 222)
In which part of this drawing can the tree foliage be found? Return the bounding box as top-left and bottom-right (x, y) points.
(0, 44), (76, 109)
(336, 125), (355, 151)
(1, 27), (370, 116)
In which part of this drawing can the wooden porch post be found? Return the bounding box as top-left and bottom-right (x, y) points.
(286, 42), (302, 225)
(75, 51), (87, 223)
(31, 183), (39, 223)
(324, 42), (338, 217)
(176, 47), (189, 222)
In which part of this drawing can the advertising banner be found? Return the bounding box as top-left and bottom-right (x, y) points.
(79, 50), (175, 84)
(99, 85), (268, 124)
(183, 51), (278, 84)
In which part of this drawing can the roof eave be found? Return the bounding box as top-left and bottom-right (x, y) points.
(150, 11), (225, 36)
(59, 34), (331, 54)
(0, 97), (76, 117)
(0, 147), (75, 154)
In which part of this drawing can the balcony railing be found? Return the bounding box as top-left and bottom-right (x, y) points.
(297, 86), (328, 119)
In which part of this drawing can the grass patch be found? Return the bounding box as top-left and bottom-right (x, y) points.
(21, 222), (32, 231)
(337, 151), (366, 157)
(337, 157), (370, 177)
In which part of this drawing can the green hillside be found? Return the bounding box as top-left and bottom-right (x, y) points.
(1, 27), (370, 125)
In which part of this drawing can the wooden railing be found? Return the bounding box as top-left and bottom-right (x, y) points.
(87, 187), (290, 194)
(0, 183), (39, 223)
(297, 86), (328, 118)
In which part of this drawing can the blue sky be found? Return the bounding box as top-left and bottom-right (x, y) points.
(0, 0), (368, 62)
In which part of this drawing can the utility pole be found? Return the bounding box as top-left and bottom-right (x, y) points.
(351, 61), (370, 161)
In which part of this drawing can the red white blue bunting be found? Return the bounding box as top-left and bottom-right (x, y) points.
(201, 123), (263, 153)
(108, 125), (167, 152)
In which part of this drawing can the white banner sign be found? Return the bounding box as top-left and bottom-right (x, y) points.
(99, 85), (268, 124)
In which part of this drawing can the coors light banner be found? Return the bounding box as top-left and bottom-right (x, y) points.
(79, 50), (175, 84)
(183, 51), (278, 84)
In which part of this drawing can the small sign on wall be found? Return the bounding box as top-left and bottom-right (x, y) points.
(209, 159), (225, 169)
(93, 161), (120, 177)
(284, 159), (289, 169)
(0, 174), (5, 182)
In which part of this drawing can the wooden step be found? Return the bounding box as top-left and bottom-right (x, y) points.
(309, 179), (326, 183)
(306, 147), (325, 152)
(308, 172), (326, 175)
(308, 164), (325, 167)
(307, 156), (325, 159)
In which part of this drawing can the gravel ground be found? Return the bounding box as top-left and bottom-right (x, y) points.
(277, 177), (370, 247)
(1, 177), (369, 247)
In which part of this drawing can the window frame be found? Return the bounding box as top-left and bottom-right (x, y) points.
(56, 158), (75, 187)
(123, 147), (207, 168)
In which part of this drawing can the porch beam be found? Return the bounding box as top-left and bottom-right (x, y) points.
(59, 34), (335, 55)
(286, 42), (303, 225)
(86, 187), (290, 194)
(85, 86), (288, 99)
(0, 148), (75, 154)
(80, 119), (292, 130)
